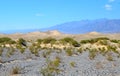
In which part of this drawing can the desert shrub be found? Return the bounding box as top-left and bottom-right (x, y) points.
(65, 48), (73, 56)
(70, 61), (76, 67)
(29, 45), (39, 56)
(17, 38), (27, 46)
(43, 37), (56, 44)
(40, 57), (61, 76)
(110, 40), (119, 43)
(80, 39), (91, 44)
(107, 55), (114, 61)
(99, 47), (108, 56)
(71, 40), (80, 47)
(40, 67), (53, 76)
(34, 50), (39, 56)
(8, 40), (16, 44)
(92, 37), (109, 44)
(16, 45), (25, 53)
(52, 56), (61, 67)
(80, 37), (109, 44)
(29, 45), (34, 51)
(60, 37), (80, 47)
(60, 37), (73, 43)
(80, 39), (98, 44)
(89, 49), (97, 60)
(107, 45), (117, 52)
(20, 47), (25, 53)
(95, 37), (109, 41)
(11, 66), (21, 75)
(77, 48), (83, 53)
(0, 37), (12, 44)
(98, 40), (108, 45)
(42, 50), (51, 58)
(32, 49), (39, 56)
(50, 59), (60, 68)
(37, 39), (43, 44)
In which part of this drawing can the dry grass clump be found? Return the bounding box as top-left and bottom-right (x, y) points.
(89, 49), (98, 60)
(42, 50), (51, 58)
(6, 47), (15, 57)
(65, 48), (73, 56)
(40, 57), (62, 76)
(77, 48), (83, 53)
(70, 61), (76, 67)
(106, 53), (114, 61)
(11, 66), (21, 75)
(16, 45), (25, 53)
(29, 45), (40, 56)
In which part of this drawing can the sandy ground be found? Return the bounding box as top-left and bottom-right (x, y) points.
(0, 31), (120, 41)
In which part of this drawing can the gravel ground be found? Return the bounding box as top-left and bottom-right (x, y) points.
(0, 48), (120, 76)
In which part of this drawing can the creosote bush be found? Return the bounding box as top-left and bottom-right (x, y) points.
(80, 37), (109, 44)
(0, 37), (12, 43)
(60, 37), (80, 47)
(43, 37), (56, 44)
(110, 40), (120, 43)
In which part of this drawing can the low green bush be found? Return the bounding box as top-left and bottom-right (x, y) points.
(17, 38), (27, 46)
(60, 37), (80, 47)
(43, 37), (56, 44)
(65, 48), (73, 56)
(0, 37), (12, 44)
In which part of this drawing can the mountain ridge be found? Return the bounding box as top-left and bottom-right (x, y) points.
(41, 19), (120, 34)
(0, 19), (120, 34)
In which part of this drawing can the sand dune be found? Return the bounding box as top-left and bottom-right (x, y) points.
(0, 30), (120, 41)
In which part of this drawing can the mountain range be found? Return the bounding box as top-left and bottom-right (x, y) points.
(42, 19), (120, 34)
(1, 19), (120, 34)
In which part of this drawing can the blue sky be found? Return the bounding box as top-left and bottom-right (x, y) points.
(0, 0), (120, 32)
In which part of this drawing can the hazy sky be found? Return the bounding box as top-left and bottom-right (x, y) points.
(0, 0), (120, 31)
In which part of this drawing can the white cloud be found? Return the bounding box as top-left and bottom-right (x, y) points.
(109, 0), (115, 3)
(105, 4), (112, 10)
(104, 0), (116, 10)
(35, 13), (44, 17)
